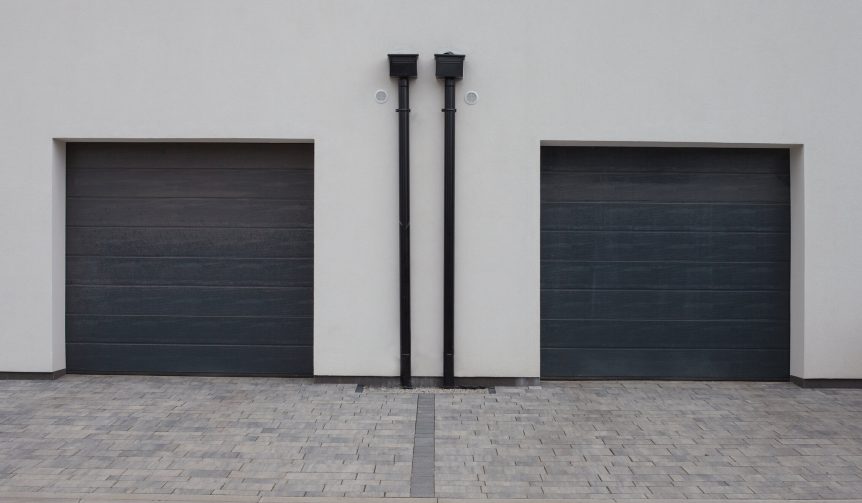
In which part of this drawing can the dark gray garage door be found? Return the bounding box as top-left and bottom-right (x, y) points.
(541, 147), (790, 379)
(66, 143), (313, 375)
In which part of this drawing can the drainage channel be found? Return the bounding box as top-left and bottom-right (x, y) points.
(410, 394), (435, 497)
(356, 386), (491, 497)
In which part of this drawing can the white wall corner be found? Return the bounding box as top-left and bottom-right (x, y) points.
(789, 146), (805, 378)
(51, 140), (67, 372)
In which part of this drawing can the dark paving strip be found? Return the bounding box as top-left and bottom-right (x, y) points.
(410, 393), (435, 497)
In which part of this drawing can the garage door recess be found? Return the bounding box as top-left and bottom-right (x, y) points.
(541, 147), (790, 379)
(66, 143), (313, 375)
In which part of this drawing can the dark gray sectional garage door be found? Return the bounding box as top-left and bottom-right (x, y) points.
(66, 143), (313, 375)
(541, 147), (790, 379)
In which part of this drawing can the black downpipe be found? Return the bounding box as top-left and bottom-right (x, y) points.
(435, 53), (465, 389)
(397, 77), (412, 389)
(388, 54), (418, 389)
(442, 79), (456, 389)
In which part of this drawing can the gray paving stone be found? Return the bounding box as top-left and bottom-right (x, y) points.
(434, 380), (862, 499)
(1, 376), (862, 499)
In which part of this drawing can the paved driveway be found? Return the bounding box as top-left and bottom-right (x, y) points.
(0, 376), (861, 500)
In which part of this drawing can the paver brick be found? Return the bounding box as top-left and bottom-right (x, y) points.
(1, 376), (862, 500)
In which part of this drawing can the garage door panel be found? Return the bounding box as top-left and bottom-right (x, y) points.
(541, 320), (789, 349)
(542, 231), (789, 262)
(67, 142), (313, 170)
(541, 261), (790, 291)
(67, 315), (311, 346)
(541, 147), (790, 379)
(67, 227), (312, 258)
(67, 197), (312, 228)
(542, 290), (789, 321)
(67, 286), (312, 317)
(542, 147), (789, 174)
(68, 168), (312, 199)
(542, 172), (789, 203)
(67, 257), (312, 287)
(66, 344), (313, 375)
(66, 143), (313, 375)
(542, 203), (789, 232)
(541, 348), (790, 379)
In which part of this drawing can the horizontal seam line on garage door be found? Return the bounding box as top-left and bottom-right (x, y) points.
(541, 347), (790, 351)
(544, 285), (790, 293)
(542, 318), (787, 322)
(67, 285), (312, 288)
(65, 342), (313, 347)
(541, 201), (789, 205)
(67, 196), (313, 201)
(66, 314), (312, 318)
(66, 255), (313, 259)
(66, 284), (311, 289)
(68, 167), (313, 171)
(540, 170), (787, 175)
(540, 229), (790, 234)
(68, 256), (311, 260)
(540, 259), (789, 264)
(66, 225), (312, 230)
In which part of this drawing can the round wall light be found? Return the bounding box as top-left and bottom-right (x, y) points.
(464, 90), (479, 105)
(375, 90), (389, 104)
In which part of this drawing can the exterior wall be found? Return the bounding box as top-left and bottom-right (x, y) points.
(1, 0), (861, 378)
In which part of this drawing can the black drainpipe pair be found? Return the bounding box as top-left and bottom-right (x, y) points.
(388, 52), (465, 389)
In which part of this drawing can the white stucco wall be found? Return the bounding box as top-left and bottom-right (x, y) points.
(1, 0), (861, 378)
